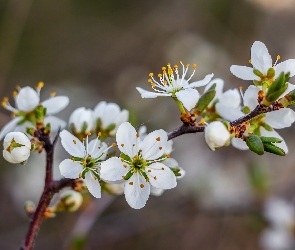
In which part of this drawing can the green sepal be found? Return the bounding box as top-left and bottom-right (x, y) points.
(266, 84), (288, 103)
(267, 68), (275, 78)
(265, 72), (287, 103)
(253, 127), (261, 136)
(262, 123), (273, 131)
(253, 80), (261, 86)
(34, 105), (46, 123)
(263, 143), (285, 156)
(208, 83), (216, 91)
(242, 106), (251, 114)
(253, 69), (263, 77)
(123, 170), (133, 180)
(280, 88), (295, 107)
(245, 135), (264, 155)
(26, 127), (35, 136)
(120, 153), (131, 162)
(81, 122), (88, 134)
(260, 136), (283, 143)
(140, 170), (149, 180)
(91, 170), (100, 181)
(81, 168), (88, 179)
(44, 123), (51, 134)
(193, 89), (216, 114)
(71, 156), (83, 161)
(170, 167), (181, 177)
(106, 123), (116, 132)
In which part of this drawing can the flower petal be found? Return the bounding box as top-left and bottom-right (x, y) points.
(219, 89), (241, 108)
(42, 96), (69, 115)
(11, 146), (30, 162)
(3, 150), (18, 163)
(251, 41), (272, 73)
(124, 173), (150, 209)
(141, 129), (168, 160)
(59, 159), (83, 178)
(111, 109), (129, 136)
(274, 59), (295, 78)
(84, 171), (101, 198)
(231, 138), (248, 150)
(175, 89), (199, 111)
(265, 108), (295, 129)
(204, 78), (224, 98)
(150, 186), (165, 196)
(215, 103), (244, 121)
(0, 117), (22, 140)
(230, 66), (259, 80)
(243, 85), (260, 111)
(116, 122), (138, 157)
(44, 116), (67, 132)
(260, 127), (288, 153)
(15, 86), (40, 112)
(100, 157), (130, 181)
(147, 163), (177, 189)
(188, 73), (214, 88)
(136, 87), (171, 98)
(60, 130), (84, 157)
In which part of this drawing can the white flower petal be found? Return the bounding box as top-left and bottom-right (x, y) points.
(11, 146), (30, 162)
(116, 122), (138, 157)
(219, 89), (241, 108)
(59, 159), (83, 178)
(84, 171), (101, 198)
(0, 117), (22, 140)
(243, 85), (260, 111)
(100, 157), (130, 181)
(204, 78), (224, 95)
(265, 108), (295, 129)
(60, 130), (85, 157)
(98, 103), (120, 127)
(141, 129), (167, 160)
(7, 131), (31, 148)
(231, 138), (248, 150)
(44, 116), (67, 131)
(162, 158), (178, 168)
(215, 103), (244, 121)
(124, 173), (150, 209)
(15, 121), (34, 133)
(3, 150), (18, 163)
(281, 82), (295, 98)
(150, 186), (165, 196)
(188, 73), (214, 88)
(42, 96), (69, 115)
(251, 41), (272, 73)
(274, 59), (295, 78)
(69, 107), (95, 133)
(175, 89), (199, 111)
(147, 163), (177, 189)
(111, 109), (129, 136)
(260, 127), (288, 153)
(136, 87), (171, 98)
(93, 101), (106, 118)
(15, 87), (40, 112)
(230, 65), (258, 80)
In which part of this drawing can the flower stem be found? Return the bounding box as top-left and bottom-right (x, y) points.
(173, 97), (186, 114)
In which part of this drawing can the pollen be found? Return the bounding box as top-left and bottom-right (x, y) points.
(37, 81), (44, 88)
(82, 138), (86, 141)
(129, 182), (133, 185)
(121, 144), (124, 147)
(83, 161), (86, 165)
(50, 91), (56, 97)
(16, 85), (20, 90)
(12, 91), (18, 97)
(121, 158), (124, 162)
(167, 154), (171, 158)
(161, 167), (164, 170)
(146, 178), (149, 182)
(158, 73), (162, 77)
(123, 164), (127, 168)
(148, 169), (151, 172)
(156, 137), (161, 141)
(148, 79), (152, 83)
(79, 173), (82, 178)
(73, 140), (77, 144)
(151, 83), (156, 87)
(159, 146), (162, 150)
(174, 65), (178, 69)
(149, 73), (153, 77)
(133, 144), (135, 146)
(140, 184), (144, 188)
(136, 133), (140, 138)
(122, 175), (126, 179)
(193, 64), (197, 69)
(199, 118), (205, 125)
(239, 86), (243, 90)
(186, 63), (190, 68)
(162, 67), (166, 71)
(154, 176), (157, 180)
(163, 80), (168, 85)
(112, 143), (116, 147)
(139, 149), (142, 152)
(87, 132), (91, 136)
(248, 59), (252, 64)
(97, 132), (101, 136)
(277, 55), (281, 60)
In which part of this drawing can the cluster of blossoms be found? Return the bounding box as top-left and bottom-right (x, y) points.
(2, 41), (295, 215)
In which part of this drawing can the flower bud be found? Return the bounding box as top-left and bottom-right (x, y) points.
(59, 190), (83, 212)
(205, 121), (230, 151)
(69, 107), (95, 134)
(3, 132), (31, 163)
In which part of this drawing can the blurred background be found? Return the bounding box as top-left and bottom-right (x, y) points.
(1, 0), (295, 249)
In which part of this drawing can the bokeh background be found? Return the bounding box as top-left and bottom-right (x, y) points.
(1, 0), (295, 249)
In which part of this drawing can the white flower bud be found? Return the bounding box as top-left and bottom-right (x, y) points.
(205, 121), (230, 151)
(3, 132), (31, 163)
(69, 107), (95, 133)
(59, 190), (83, 212)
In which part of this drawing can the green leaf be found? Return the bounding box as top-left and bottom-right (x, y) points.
(260, 136), (283, 143)
(263, 143), (285, 156)
(266, 84), (288, 102)
(245, 135), (264, 155)
(208, 83), (216, 91)
(192, 89), (216, 115)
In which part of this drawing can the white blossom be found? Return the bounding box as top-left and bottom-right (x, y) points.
(205, 121), (230, 151)
(93, 101), (129, 136)
(0, 84), (69, 140)
(3, 132), (31, 164)
(59, 130), (111, 198)
(136, 62), (213, 111)
(260, 228), (295, 250)
(231, 41), (295, 83)
(100, 122), (177, 209)
(59, 190), (83, 212)
(69, 107), (95, 134)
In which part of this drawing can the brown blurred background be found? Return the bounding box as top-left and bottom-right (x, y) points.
(1, 0), (295, 249)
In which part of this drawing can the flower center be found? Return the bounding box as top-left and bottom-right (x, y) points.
(131, 157), (146, 171)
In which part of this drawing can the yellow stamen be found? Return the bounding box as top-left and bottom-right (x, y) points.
(156, 137), (160, 141)
(12, 91), (18, 97)
(112, 143), (116, 147)
(140, 184), (144, 188)
(129, 182), (133, 185)
(121, 143), (124, 147)
(148, 79), (152, 83)
(185, 63), (190, 68)
(87, 132), (91, 136)
(149, 73), (153, 77)
(37, 81), (44, 88)
(50, 91), (56, 97)
(193, 64), (197, 69)
(73, 140), (77, 144)
(97, 132), (101, 136)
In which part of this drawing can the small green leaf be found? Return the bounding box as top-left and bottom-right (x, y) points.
(266, 84), (288, 102)
(253, 69), (263, 77)
(263, 143), (285, 156)
(260, 136), (283, 143)
(192, 89), (216, 114)
(245, 135), (264, 155)
(208, 83), (216, 91)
